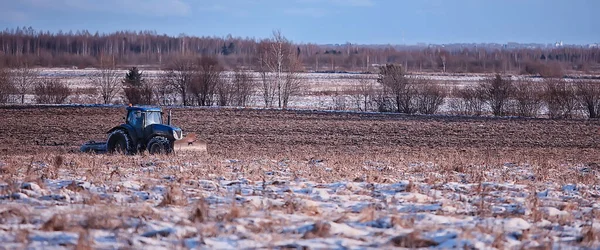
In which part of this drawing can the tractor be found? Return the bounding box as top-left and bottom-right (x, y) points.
(80, 106), (205, 154)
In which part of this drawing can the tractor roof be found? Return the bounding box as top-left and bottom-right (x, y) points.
(126, 106), (162, 112)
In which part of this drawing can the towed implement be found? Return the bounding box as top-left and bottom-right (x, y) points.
(80, 106), (206, 154)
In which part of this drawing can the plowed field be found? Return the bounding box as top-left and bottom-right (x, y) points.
(2, 105), (599, 162)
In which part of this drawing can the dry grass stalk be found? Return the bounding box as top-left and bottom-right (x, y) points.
(531, 191), (542, 223)
(392, 216), (415, 228)
(53, 155), (64, 169)
(159, 185), (187, 206)
(66, 181), (84, 192)
(190, 198), (209, 223)
(82, 192), (101, 205)
(15, 229), (29, 243)
(388, 232), (438, 248)
(491, 233), (505, 249)
(75, 229), (93, 250)
(302, 221), (331, 239)
(82, 215), (123, 230)
(0, 206), (28, 224)
(581, 226), (599, 244)
(405, 181), (415, 193)
(223, 202), (244, 222)
(41, 214), (69, 231)
(358, 205), (376, 223)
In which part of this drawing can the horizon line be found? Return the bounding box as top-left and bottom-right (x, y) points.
(2, 27), (599, 47)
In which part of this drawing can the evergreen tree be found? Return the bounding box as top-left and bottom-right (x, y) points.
(124, 67), (143, 87)
(221, 42), (236, 55)
(123, 67), (153, 105)
(227, 42), (235, 54)
(221, 43), (230, 55)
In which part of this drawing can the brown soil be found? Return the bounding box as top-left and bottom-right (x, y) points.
(1, 105), (599, 163)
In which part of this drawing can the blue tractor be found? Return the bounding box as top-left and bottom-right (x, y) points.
(80, 106), (203, 154)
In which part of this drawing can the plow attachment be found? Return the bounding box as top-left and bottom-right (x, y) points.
(174, 133), (208, 153)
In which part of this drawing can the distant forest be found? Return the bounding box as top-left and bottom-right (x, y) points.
(1, 27), (600, 75)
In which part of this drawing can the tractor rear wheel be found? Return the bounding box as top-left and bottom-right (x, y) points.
(147, 136), (173, 155)
(107, 130), (134, 155)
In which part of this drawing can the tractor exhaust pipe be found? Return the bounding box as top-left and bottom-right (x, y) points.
(167, 109), (172, 126)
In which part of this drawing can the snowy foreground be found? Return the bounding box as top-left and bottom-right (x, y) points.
(0, 155), (599, 249)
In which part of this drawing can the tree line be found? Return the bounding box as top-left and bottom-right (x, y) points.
(0, 31), (303, 109)
(3, 60), (600, 120)
(327, 64), (600, 119)
(1, 27), (599, 75)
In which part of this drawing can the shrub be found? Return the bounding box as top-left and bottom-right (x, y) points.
(512, 79), (543, 117)
(543, 78), (579, 119)
(523, 61), (564, 78)
(479, 74), (514, 116)
(0, 67), (14, 104)
(574, 80), (600, 118)
(414, 81), (446, 115)
(350, 77), (376, 111)
(448, 86), (486, 116)
(33, 78), (71, 104)
(377, 64), (417, 114)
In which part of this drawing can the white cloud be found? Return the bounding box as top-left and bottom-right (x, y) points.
(20, 0), (191, 17)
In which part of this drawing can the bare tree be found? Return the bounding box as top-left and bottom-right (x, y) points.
(543, 78), (579, 119)
(216, 70), (257, 107)
(280, 55), (302, 108)
(351, 77), (376, 111)
(33, 78), (71, 104)
(155, 72), (177, 105)
(164, 57), (195, 106)
(258, 30), (302, 109)
(331, 89), (349, 110)
(512, 79), (543, 117)
(257, 55), (276, 107)
(12, 65), (39, 104)
(574, 79), (600, 118)
(377, 64), (416, 114)
(414, 79), (447, 114)
(0, 66), (15, 104)
(89, 61), (120, 104)
(190, 57), (222, 106)
(448, 86), (486, 116)
(479, 74), (514, 116)
(231, 70), (255, 106)
(216, 73), (234, 106)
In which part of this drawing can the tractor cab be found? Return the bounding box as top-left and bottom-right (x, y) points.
(126, 106), (163, 128)
(126, 106), (168, 139)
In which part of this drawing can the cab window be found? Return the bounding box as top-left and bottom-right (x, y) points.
(146, 112), (162, 126)
(127, 110), (143, 127)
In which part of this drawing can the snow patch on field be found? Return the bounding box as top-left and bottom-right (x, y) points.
(0, 158), (599, 249)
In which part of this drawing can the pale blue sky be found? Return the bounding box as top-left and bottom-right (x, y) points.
(1, 0), (598, 45)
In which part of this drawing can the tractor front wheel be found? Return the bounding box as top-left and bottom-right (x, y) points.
(147, 136), (173, 155)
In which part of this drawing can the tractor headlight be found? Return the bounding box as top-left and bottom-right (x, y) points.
(173, 130), (182, 140)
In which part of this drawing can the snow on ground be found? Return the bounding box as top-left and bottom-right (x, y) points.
(0, 155), (598, 249)
(14, 68), (600, 113)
